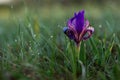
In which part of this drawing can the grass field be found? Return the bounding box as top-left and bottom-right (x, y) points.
(0, 3), (120, 80)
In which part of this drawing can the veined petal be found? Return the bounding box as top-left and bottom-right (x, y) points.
(84, 20), (89, 28)
(75, 10), (85, 34)
(82, 27), (94, 40)
(87, 27), (94, 33)
(67, 17), (79, 39)
(67, 16), (76, 29)
(63, 27), (75, 40)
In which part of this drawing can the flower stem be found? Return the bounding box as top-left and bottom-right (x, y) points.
(76, 42), (81, 61)
(72, 42), (81, 80)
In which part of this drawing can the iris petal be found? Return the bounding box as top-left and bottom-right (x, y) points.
(63, 27), (68, 33)
(75, 10), (85, 34)
(67, 16), (76, 31)
(84, 20), (89, 28)
(63, 27), (75, 40)
(82, 27), (94, 40)
(67, 10), (85, 34)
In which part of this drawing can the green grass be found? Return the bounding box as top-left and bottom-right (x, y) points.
(0, 4), (120, 80)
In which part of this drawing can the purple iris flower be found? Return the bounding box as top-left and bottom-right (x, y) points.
(63, 10), (94, 46)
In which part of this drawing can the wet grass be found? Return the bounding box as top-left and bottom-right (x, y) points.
(0, 4), (120, 80)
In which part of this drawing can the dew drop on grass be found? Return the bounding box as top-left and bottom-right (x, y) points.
(57, 25), (60, 27)
(84, 44), (86, 47)
(98, 24), (102, 28)
(15, 39), (17, 42)
(50, 35), (53, 38)
(7, 44), (10, 47)
(29, 47), (31, 50)
(38, 53), (40, 55)
(99, 40), (101, 43)
(29, 41), (32, 46)
(57, 25), (62, 29)
(34, 34), (36, 38)
(31, 54), (34, 56)
(28, 23), (32, 27)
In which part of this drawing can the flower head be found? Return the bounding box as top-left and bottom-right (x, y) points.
(63, 10), (94, 46)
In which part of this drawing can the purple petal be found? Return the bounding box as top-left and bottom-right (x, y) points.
(63, 27), (75, 40)
(67, 16), (76, 30)
(82, 27), (94, 40)
(75, 10), (85, 34)
(84, 20), (89, 28)
(63, 27), (68, 32)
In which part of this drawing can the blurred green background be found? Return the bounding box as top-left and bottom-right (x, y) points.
(0, 0), (120, 20)
(0, 0), (120, 36)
